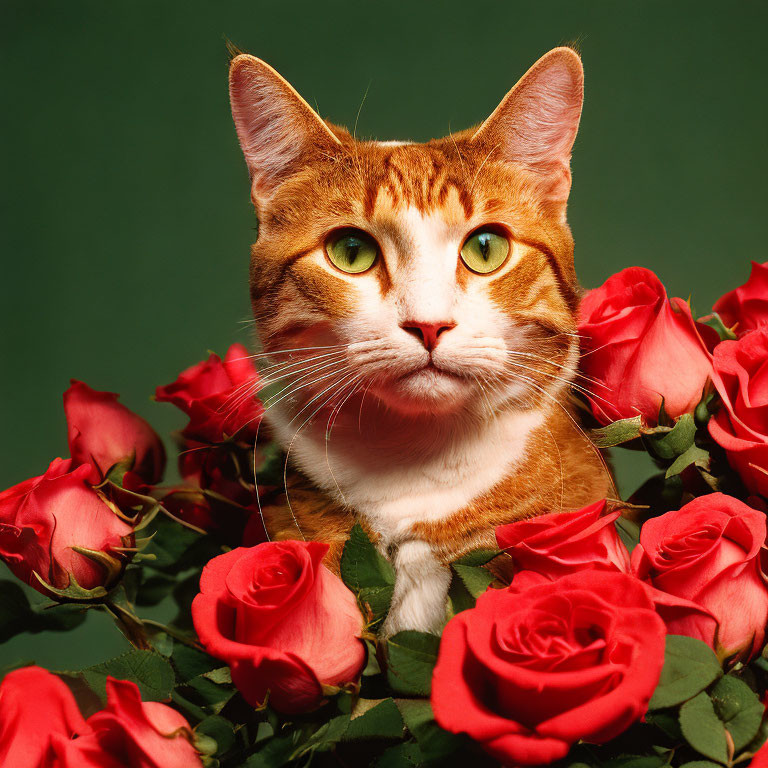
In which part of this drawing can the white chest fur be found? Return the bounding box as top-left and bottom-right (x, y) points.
(267, 405), (544, 546)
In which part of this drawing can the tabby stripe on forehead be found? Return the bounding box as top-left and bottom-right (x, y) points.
(517, 237), (579, 313)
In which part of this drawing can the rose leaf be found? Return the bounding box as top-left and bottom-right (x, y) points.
(590, 416), (644, 447)
(452, 548), (502, 567)
(710, 675), (764, 752)
(386, 631), (440, 697)
(451, 564), (496, 599)
(648, 635), (723, 710)
(395, 699), (465, 762)
(73, 648), (175, 704)
(679, 692), (729, 764)
(665, 445), (711, 479)
(343, 697), (404, 741)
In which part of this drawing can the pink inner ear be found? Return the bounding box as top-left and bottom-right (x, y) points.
(473, 49), (584, 203)
(229, 56), (341, 198)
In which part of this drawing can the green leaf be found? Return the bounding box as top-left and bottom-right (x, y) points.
(447, 575), (476, 615)
(172, 643), (221, 683)
(396, 699), (465, 762)
(344, 697), (404, 741)
(290, 714), (351, 759)
(646, 710), (683, 741)
(648, 635), (723, 710)
(195, 715), (235, 756)
(647, 413), (697, 460)
(386, 631), (440, 697)
(245, 733), (299, 768)
(679, 692), (728, 764)
(700, 312), (738, 342)
(665, 445), (711, 479)
(185, 673), (236, 714)
(603, 757), (669, 768)
(710, 675), (764, 752)
(0, 580), (88, 642)
(452, 548), (502, 567)
(591, 416), (644, 447)
(678, 763), (724, 768)
(78, 649), (175, 702)
(451, 564), (495, 598)
(341, 524), (395, 622)
(615, 517), (641, 553)
(375, 740), (424, 768)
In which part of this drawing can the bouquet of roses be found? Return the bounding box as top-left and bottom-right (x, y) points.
(1, 261), (768, 768)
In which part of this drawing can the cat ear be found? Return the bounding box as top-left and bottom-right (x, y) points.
(229, 54), (342, 199)
(471, 47), (584, 204)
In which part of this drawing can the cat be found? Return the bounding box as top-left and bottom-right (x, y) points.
(228, 47), (612, 636)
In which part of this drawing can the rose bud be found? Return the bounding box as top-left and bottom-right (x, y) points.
(631, 492), (768, 661)
(708, 328), (768, 497)
(713, 260), (768, 337)
(0, 667), (203, 768)
(191, 541), (366, 714)
(64, 380), (166, 486)
(578, 267), (718, 425)
(496, 499), (631, 578)
(431, 570), (666, 766)
(156, 343), (263, 444)
(0, 458), (133, 597)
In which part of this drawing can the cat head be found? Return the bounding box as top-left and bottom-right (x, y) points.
(230, 48), (584, 418)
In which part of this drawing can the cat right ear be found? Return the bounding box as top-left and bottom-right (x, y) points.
(229, 55), (342, 200)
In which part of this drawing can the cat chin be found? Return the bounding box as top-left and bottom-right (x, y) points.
(374, 367), (472, 415)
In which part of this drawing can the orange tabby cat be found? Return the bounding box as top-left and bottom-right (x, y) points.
(229, 47), (612, 635)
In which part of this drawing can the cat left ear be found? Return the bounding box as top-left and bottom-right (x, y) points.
(229, 54), (342, 200)
(471, 47), (584, 204)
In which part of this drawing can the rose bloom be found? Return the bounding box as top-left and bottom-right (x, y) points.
(496, 499), (630, 578)
(0, 666), (202, 768)
(496, 501), (717, 648)
(64, 380), (166, 486)
(708, 328), (768, 497)
(192, 540), (366, 713)
(578, 267), (718, 425)
(0, 458), (133, 596)
(431, 570), (666, 766)
(713, 260), (768, 337)
(156, 343), (263, 444)
(631, 492), (768, 661)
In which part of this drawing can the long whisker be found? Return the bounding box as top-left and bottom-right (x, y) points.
(505, 369), (617, 499)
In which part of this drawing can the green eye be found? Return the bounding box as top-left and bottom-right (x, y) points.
(460, 229), (510, 274)
(326, 229), (378, 274)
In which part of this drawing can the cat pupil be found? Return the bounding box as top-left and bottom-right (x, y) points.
(479, 234), (491, 260)
(346, 240), (360, 262)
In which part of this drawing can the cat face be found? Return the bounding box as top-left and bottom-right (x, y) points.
(231, 49), (584, 418)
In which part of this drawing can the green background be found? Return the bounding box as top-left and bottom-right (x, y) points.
(1, 1), (766, 668)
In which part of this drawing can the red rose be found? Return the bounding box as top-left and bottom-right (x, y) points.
(0, 667), (202, 768)
(0, 459), (133, 596)
(431, 571), (666, 765)
(191, 541), (366, 713)
(631, 493), (768, 661)
(156, 344), (263, 444)
(64, 380), (166, 486)
(578, 267), (717, 425)
(708, 328), (768, 497)
(178, 443), (255, 508)
(713, 261), (768, 337)
(0, 666), (87, 768)
(496, 500), (631, 578)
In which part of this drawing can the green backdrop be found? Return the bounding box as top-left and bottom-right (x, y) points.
(2, 0), (766, 669)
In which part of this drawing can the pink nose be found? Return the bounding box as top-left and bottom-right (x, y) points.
(401, 321), (456, 351)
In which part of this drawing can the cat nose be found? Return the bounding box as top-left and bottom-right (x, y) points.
(401, 321), (456, 351)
